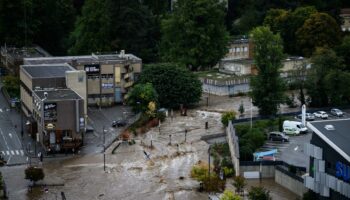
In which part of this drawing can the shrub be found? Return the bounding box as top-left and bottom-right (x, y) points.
(190, 162), (225, 192)
(25, 167), (44, 184)
(221, 111), (236, 127)
(191, 162), (209, 182)
(233, 176), (246, 194)
(248, 186), (271, 200)
(222, 166), (235, 178)
(156, 111), (166, 122)
(202, 174), (226, 192)
(221, 157), (233, 168)
(220, 190), (241, 200)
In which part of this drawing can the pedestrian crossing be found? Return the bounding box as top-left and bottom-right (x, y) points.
(1, 149), (24, 156)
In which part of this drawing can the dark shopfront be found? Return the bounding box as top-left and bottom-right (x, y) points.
(305, 120), (350, 199)
(33, 90), (84, 154)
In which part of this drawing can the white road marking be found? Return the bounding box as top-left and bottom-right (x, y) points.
(15, 150), (19, 155)
(0, 128), (9, 150)
(0, 109), (2, 112)
(20, 150), (24, 155)
(9, 133), (12, 138)
(294, 146), (299, 151)
(11, 150), (14, 155)
(1, 151), (4, 155)
(6, 151), (9, 155)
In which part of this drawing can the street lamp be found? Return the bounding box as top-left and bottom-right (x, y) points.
(250, 98), (253, 129)
(20, 101), (24, 139)
(208, 145), (211, 188)
(103, 126), (106, 171)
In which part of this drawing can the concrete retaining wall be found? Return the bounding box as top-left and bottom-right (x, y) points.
(275, 168), (307, 197)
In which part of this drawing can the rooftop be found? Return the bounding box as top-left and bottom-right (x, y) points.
(34, 89), (82, 101)
(1, 46), (51, 60)
(308, 119), (350, 162)
(23, 52), (142, 65)
(21, 64), (75, 78)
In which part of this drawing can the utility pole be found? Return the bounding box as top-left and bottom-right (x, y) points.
(20, 101), (24, 139)
(250, 98), (253, 129)
(103, 126), (106, 171)
(208, 145), (211, 188)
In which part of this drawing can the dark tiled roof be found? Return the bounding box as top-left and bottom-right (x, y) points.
(309, 119), (350, 161)
(22, 64), (74, 78)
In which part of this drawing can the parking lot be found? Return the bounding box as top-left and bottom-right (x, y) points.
(294, 108), (350, 121)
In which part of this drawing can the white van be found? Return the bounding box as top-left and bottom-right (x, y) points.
(283, 120), (308, 135)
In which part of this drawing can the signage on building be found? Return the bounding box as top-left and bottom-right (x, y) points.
(44, 102), (57, 122)
(102, 83), (113, 89)
(84, 64), (100, 74)
(336, 161), (350, 182)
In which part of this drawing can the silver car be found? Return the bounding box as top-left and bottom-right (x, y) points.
(313, 111), (328, 119)
(331, 108), (344, 117)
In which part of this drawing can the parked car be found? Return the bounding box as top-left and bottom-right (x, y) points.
(296, 113), (315, 121)
(313, 111), (328, 119)
(331, 108), (344, 117)
(268, 132), (289, 142)
(112, 119), (127, 127)
(283, 120), (308, 135)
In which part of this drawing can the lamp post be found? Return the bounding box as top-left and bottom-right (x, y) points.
(20, 101), (24, 139)
(250, 98), (253, 129)
(103, 126), (106, 170)
(208, 145), (211, 188)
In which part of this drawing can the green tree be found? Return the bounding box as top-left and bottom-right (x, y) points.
(31, 0), (75, 55)
(138, 63), (202, 108)
(160, 0), (229, 70)
(264, 6), (317, 55)
(325, 70), (350, 106)
(69, 0), (158, 62)
(25, 167), (45, 184)
(250, 26), (286, 116)
(335, 36), (350, 72)
(248, 186), (271, 200)
(143, 0), (169, 15)
(306, 48), (344, 107)
(0, 0), (27, 46)
(296, 12), (341, 57)
(233, 175), (246, 195)
(3, 75), (20, 98)
(68, 0), (110, 55)
(126, 83), (158, 113)
(221, 111), (236, 127)
(107, 0), (159, 63)
(221, 190), (241, 200)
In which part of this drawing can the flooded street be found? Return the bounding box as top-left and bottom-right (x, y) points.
(1, 95), (304, 200)
(2, 109), (221, 200)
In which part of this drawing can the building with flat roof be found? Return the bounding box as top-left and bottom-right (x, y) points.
(20, 63), (76, 116)
(20, 64), (86, 152)
(24, 51), (142, 106)
(0, 46), (51, 75)
(304, 119), (350, 199)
